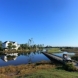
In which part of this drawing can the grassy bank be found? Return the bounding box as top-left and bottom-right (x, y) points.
(0, 61), (78, 78)
(61, 48), (78, 53)
(47, 48), (62, 53)
(0, 49), (39, 54)
(71, 55), (78, 61)
(0, 61), (55, 78)
(21, 68), (78, 78)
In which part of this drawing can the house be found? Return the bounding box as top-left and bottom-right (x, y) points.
(2, 41), (20, 50)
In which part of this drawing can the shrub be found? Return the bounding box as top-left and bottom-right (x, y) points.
(63, 63), (76, 71)
(71, 56), (78, 61)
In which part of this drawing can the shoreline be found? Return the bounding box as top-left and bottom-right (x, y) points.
(0, 50), (42, 54)
(0, 61), (55, 78)
(0, 61), (78, 78)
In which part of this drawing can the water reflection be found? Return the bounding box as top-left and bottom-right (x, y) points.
(0, 51), (50, 67)
(0, 53), (18, 62)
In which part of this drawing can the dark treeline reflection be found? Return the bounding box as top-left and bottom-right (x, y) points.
(18, 51), (41, 56)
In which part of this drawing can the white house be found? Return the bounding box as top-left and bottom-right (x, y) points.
(2, 41), (20, 50)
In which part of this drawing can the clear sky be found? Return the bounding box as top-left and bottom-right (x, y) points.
(0, 0), (78, 46)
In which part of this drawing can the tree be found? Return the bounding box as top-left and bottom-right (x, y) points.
(18, 47), (22, 50)
(19, 43), (29, 50)
(0, 41), (2, 51)
(0, 41), (2, 47)
(33, 44), (36, 49)
(24, 43), (29, 49)
(8, 42), (12, 50)
(28, 38), (34, 47)
(12, 45), (16, 49)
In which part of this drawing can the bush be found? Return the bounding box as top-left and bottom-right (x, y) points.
(63, 63), (76, 71)
(71, 56), (78, 61)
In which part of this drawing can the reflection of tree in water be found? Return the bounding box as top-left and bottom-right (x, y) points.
(0, 53), (18, 62)
(20, 53), (24, 55)
(0, 55), (18, 62)
(28, 52), (31, 55)
(17, 52), (35, 64)
(18, 51), (42, 64)
(27, 51), (42, 64)
(23, 52), (28, 56)
(36, 51), (41, 54)
(7, 55), (16, 61)
(33, 52), (36, 55)
(18, 53), (21, 56)
(27, 52), (34, 64)
(38, 51), (40, 54)
(18, 52), (26, 56)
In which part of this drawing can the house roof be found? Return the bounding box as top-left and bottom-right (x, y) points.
(3, 41), (16, 44)
(4, 41), (8, 43)
(13, 42), (15, 43)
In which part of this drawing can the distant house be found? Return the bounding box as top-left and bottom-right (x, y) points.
(2, 41), (20, 50)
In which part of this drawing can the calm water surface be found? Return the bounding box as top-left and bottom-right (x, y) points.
(53, 52), (75, 57)
(0, 51), (50, 67)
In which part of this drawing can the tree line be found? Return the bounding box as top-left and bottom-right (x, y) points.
(0, 38), (44, 51)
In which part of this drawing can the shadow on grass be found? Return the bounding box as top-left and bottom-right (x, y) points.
(35, 61), (52, 66)
(56, 66), (64, 70)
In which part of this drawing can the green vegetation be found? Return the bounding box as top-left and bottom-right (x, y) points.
(17, 38), (44, 51)
(0, 61), (55, 78)
(0, 38), (44, 52)
(8, 42), (17, 50)
(71, 55), (78, 61)
(12, 45), (16, 49)
(8, 42), (13, 50)
(61, 47), (78, 52)
(47, 48), (62, 53)
(7, 55), (16, 61)
(63, 62), (76, 71)
(0, 62), (78, 78)
(0, 41), (3, 51)
(21, 68), (78, 78)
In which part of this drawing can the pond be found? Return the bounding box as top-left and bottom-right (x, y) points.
(53, 52), (75, 58)
(0, 51), (50, 67)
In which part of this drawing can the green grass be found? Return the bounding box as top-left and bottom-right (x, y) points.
(0, 63), (78, 78)
(17, 68), (78, 78)
(47, 48), (62, 53)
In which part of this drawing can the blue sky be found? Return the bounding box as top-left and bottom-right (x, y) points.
(0, 0), (78, 46)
